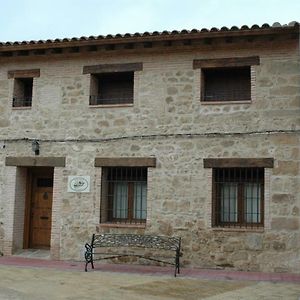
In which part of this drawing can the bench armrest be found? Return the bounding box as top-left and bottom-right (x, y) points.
(85, 243), (93, 260)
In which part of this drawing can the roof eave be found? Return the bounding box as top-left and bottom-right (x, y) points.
(0, 25), (298, 53)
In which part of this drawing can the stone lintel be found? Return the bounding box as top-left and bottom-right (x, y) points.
(83, 62), (143, 74)
(95, 157), (156, 167)
(203, 158), (274, 168)
(193, 56), (260, 69)
(5, 157), (66, 167)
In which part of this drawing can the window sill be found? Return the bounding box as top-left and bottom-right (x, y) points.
(211, 227), (264, 233)
(89, 104), (134, 108)
(99, 223), (146, 229)
(200, 100), (252, 105)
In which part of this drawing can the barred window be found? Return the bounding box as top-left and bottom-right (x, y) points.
(90, 72), (133, 105)
(13, 77), (33, 107)
(213, 168), (264, 228)
(202, 67), (251, 102)
(101, 167), (147, 224)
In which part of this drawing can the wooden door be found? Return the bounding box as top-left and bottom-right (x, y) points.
(29, 169), (53, 249)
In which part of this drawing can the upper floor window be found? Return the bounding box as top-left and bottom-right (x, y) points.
(82, 62), (143, 107)
(193, 56), (259, 103)
(202, 67), (250, 102)
(8, 69), (40, 108)
(90, 72), (133, 105)
(13, 78), (33, 107)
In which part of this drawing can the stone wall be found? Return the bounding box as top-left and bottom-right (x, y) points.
(0, 37), (299, 272)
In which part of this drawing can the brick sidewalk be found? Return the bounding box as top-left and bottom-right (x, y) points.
(1, 256), (300, 283)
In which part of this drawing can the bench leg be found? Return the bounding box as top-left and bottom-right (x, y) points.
(174, 263), (180, 276)
(84, 259), (94, 272)
(84, 258), (94, 271)
(174, 259), (178, 277)
(175, 251), (180, 277)
(84, 242), (94, 272)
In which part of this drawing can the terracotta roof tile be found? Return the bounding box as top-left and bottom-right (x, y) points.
(0, 22), (298, 48)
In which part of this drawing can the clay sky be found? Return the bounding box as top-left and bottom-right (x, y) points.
(0, 0), (299, 41)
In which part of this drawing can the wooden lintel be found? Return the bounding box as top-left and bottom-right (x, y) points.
(193, 56), (260, 69)
(203, 158), (274, 168)
(7, 69), (40, 79)
(83, 62), (143, 74)
(5, 157), (66, 167)
(95, 157), (156, 167)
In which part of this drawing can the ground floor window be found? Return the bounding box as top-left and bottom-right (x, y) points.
(101, 167), (147, 224)
(213, 167), (264, 228)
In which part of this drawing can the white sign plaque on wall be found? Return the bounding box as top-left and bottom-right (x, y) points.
(68, 176), (90, 193)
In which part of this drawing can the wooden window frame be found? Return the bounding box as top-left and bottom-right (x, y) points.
(212, 168), (265, 228)
(204, 158), (274, 229)
(101, 166), (148, 224)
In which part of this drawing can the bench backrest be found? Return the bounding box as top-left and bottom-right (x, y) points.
(92, 234), (181, 251)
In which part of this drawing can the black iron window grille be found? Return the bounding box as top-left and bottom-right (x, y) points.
(202, 67), (251, 102)
(12, 97), (32, 107)
(90, 72), (133, 105)
(101, 167), (147, 224)
(213, 167), (264, 228)
(12, 78), (33, 107)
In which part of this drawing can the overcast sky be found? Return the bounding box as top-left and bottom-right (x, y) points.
(1, 0), (299, 42)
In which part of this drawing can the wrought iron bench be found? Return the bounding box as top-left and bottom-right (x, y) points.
(84, 233), (182, 276)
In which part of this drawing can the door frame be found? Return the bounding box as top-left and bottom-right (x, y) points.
(23, 167), (54, 249)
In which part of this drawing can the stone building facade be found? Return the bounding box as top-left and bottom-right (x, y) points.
(0, 22), (299, 273)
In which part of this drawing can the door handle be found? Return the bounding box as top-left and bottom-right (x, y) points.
(40, 216), (49, 220)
